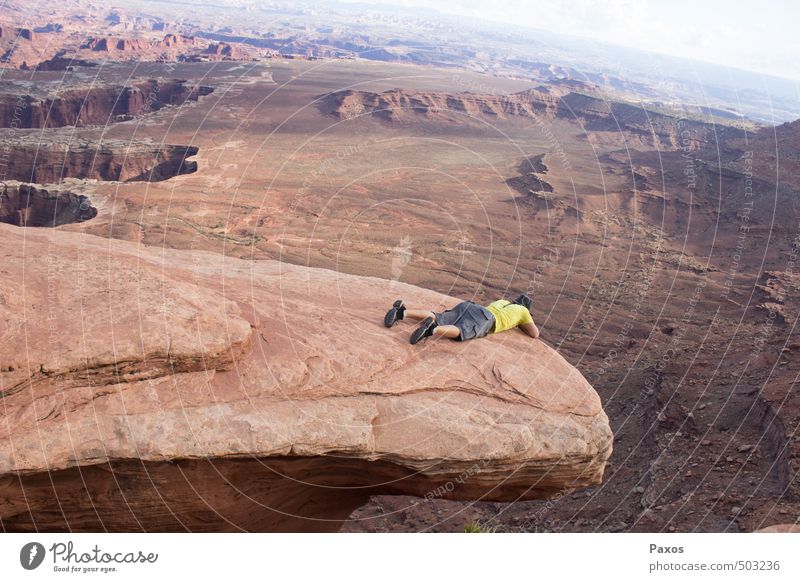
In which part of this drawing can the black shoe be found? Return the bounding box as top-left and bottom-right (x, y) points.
(384, 299), (405, 327)
(410, 316), (437, 345)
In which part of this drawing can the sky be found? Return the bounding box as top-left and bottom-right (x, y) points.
(340, 0), (800, 81)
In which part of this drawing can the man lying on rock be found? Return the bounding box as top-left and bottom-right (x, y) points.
(384, 294), (540, 344)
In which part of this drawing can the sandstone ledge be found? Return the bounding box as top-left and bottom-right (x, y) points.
(0, 224), (612, 531)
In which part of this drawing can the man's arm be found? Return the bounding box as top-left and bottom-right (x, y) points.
(519, 322), (540, 339)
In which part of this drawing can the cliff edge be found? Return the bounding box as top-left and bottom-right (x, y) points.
(0, 224), (613, 531)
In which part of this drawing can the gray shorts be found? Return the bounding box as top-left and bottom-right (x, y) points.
(435, 301), (495, 341)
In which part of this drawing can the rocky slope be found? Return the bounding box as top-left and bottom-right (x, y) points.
(0, 79), (213, 129)
(0, 223), (612, 532)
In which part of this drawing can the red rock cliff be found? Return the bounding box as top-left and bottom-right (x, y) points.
(0, 79), (213, 129)
(0, 224), (613, 532)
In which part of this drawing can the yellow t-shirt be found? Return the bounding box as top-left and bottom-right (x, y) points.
(485, 299), (533, 333)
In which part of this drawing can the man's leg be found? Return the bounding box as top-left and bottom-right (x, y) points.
(433, 325), (460, 339)
(404, 309), (436, 321)
(385, 299), (438, 328)
(406, 309), (459, 338)
(410, 318), (461, 344)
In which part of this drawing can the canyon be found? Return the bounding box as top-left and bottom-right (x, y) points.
(1, 139), (199, 183)
(0, 79), (213, 129)
(0, 0), (797, 534)
(0, 182), (96, 226)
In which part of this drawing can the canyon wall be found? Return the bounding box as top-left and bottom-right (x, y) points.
(0, 142), (199, 183)
(0, 182), (96, 226)
(323, 88), (746, 149)
(0, 79), (213, 128)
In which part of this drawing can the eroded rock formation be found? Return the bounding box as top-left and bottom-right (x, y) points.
(202, 42), (246, 60)
(0, 79), (213, 128)
(0, 140), (199, 183)
(0, 224), (613, 532)
(0, 182), (96, 226)
(83, 34), (198, 54)
(322, 88), (745, 149)
(322, 87), (561, 122)
(0, 22), (64, 68)
(506, 154), (555, 196)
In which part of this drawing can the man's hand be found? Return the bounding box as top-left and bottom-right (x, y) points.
(519, 322), (540, 339)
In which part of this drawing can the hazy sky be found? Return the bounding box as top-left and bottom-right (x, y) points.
(341, 0), (799, 81)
